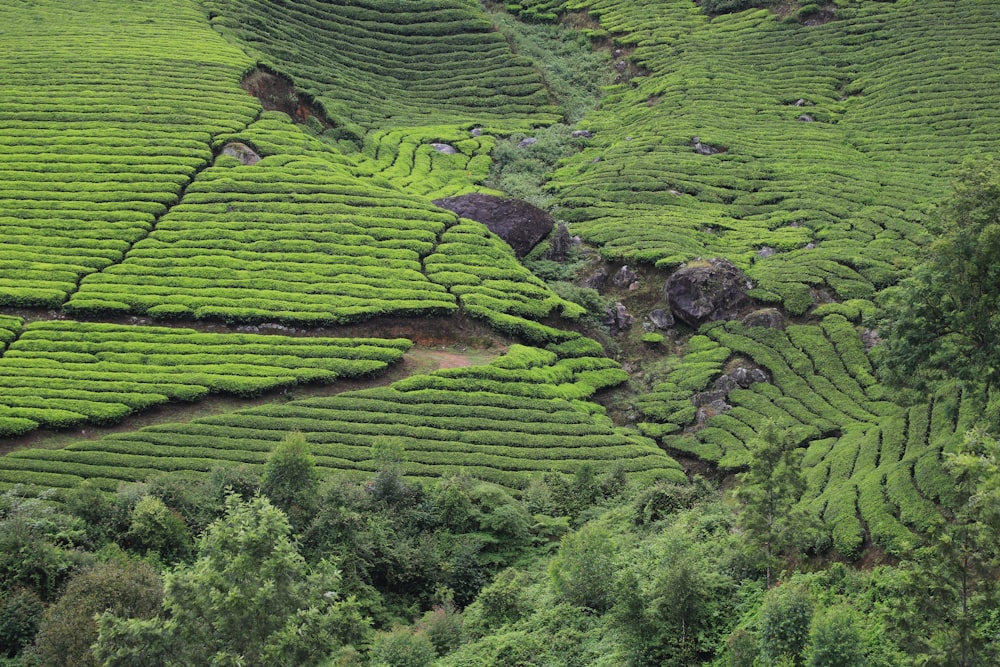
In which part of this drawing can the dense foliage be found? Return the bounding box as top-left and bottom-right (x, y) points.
(0, 0), (999, 664)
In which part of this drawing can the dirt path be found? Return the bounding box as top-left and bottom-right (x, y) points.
(0, 343), (503, 455)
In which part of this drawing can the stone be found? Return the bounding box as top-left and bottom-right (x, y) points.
(750, 368), (769, 384)
(430, 143), (457, 154)
(714, 374), (739, 393)
(797, 114), (815, 122)
(648, 308), (675, 330)
(582, 268), (608, 291)
(612, 264), (638, 288)
(433, 193), (554, 258)
(741, 308), (785, 330)
(604, 301), (634, 335)
(691, 136), (724, 155)
(757, 246), (777, 258)
(518, 137), (538, 148)
(664, 258), (754, 328)
(572, 129), (593, 139)
(731, 366), (752, 388)
(471, 127), (483, 136)
(546, 222), (573, 261)
(692, 389), (729, 407)
(615, 60), (628, 72)
(219, 142), (261, 166)
(862, 328), (882, 350)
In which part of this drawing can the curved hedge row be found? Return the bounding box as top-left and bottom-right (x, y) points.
(0, 341), (682, 495)
(0, 0), (257, 305)
(0, 319), (409, 437)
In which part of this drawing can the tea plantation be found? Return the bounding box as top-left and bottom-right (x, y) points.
(2, 0), (1000, 663)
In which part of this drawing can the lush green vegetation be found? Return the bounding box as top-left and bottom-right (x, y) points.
(2, 0), (1000, 664)
(0, 319), (410, 438)
(0, 0), (257, 307)
(0, 343), (681, 497)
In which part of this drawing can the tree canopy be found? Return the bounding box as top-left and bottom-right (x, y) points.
(876, 159), (1000, 406)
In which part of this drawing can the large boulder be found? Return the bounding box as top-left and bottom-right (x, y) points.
(664, 258), (753, 328)
(433, 193), (554, 258)
(218, 142), (261, 166)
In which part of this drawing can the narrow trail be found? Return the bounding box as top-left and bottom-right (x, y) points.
(0, 344), (502, 456)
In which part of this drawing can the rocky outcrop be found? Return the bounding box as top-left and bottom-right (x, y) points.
(613, 265), (638, 288)
(582, 268), (609, 291)
(433, 193), (554, 258)
(664, 259), (754, 328)
(741, 308), (785, 330)
(430, 143), (457, 154)
(218, 142), (261, 166)
(648, 308), (675, 330)
(546, 223), (572, 261)
(604, 301), (634, 335)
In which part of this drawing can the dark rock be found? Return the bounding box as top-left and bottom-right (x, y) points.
(692, 389), (729, 407)
(613, 264), (638, 288)
(741, 308), (785, 330)
(709, 399), (732, 414)
(612, 48), (623, 58)
(750, 368), (769, 384)
(797, 114), (815, 122)
(731, 366), (752, 388)
(648, 308), (675, 330)
(471, 127), (483, 137)
(546, 222), (572, 261)
(757, 246), (777, 259)
(433, 193), (554, 258)
(604, 301), (634, 335)
(691, 136), (724, 155)
(615, 60), (628, 72)
(714, 374), (739, 393)
(518, 137), (538, 149)
(430, 143), (457, 154)
(664, 258), (754, 328)
(219, 142), (261, 166)
(805, 242), (816, 249)
(862, 328), (882, 350)
(582, 268), (609, 291)
(572, 129), (593, 139)
(793, 98), (814, 107)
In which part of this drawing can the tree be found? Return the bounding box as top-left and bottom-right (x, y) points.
(94, 494), (369, 667)
(876, 159), (1000, 406)
(734, 422), (814, 588)
(262, 432), (320, 530)
(894, 429), (1000, 666)
(759, 584), (813, 667)
(807, 606), (865, 667)
(32, 559), (162, 667)
(548, 523), (617, 612)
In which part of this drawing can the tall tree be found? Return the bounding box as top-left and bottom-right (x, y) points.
(94, 494), (368, 667)
(734, 422), (814, 588)
(262, 431), (320, 530)
(895, 429), (1000, 666)
(876, 158), (1000, 403)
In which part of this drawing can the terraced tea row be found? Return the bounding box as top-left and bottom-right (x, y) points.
(534, 0), (1000, 314)
(636, 314), (975, 556)
(0, 342), (683, 496)
(0, 0), (257, 307)
(66, 114), (456, 324)
(0, 319), (410, 438)
(426, 220), (586, 343)
(204, 0), (560, 129)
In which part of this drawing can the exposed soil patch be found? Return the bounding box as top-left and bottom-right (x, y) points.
(241, 65), (331, 127)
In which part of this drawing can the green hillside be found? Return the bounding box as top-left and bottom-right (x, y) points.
(1, 0), (999, 664)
